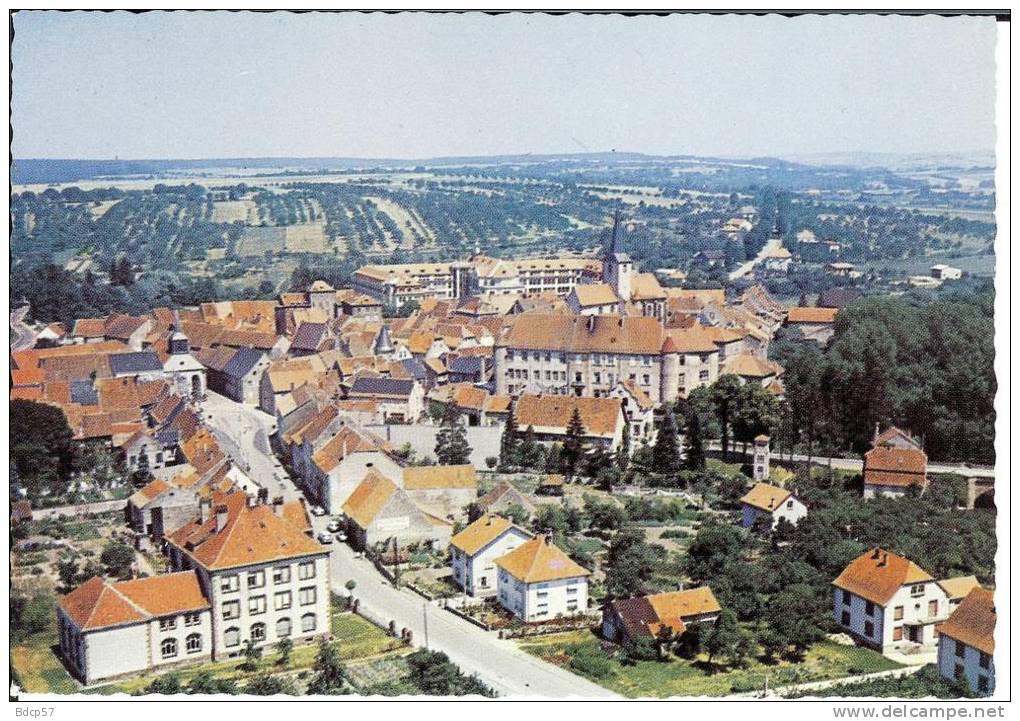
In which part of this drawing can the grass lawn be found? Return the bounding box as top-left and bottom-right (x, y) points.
(11, 634), (79, 694)
(519, 630), (902, 698)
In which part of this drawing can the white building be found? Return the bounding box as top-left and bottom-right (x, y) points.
(937, 587), (995, 696)
(449, 514), (533, 597)
(739, 482), (807, 531)
(495, 535), (590, 622)
(164, 490), (331, 660)
(931, 264), (963, 281)
(309, 425), (405, 514)
(832, 548), (951, 656)
(57, 572), (212, 685)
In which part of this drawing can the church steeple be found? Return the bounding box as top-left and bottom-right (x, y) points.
(606, 209), (625, 260)
(169, 310), (190, 355)
(602, 210), (633, 302)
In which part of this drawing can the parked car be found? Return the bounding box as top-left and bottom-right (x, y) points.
(335, 532), (347, 542)
(317, 532), (333, 544)
(311, 506), (326, 517)
(326, 519), (342, 533)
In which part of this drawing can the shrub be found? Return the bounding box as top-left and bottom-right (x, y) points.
(569, 648), (613, 679)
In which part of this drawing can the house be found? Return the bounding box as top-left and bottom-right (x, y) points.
(162, 330), (206, 401)
(827, 262), (858, 278)
(783, 306), (839, 345)
(445, 355), (491, 385)
(57, 572), (213, 685)
(938, 576), (981, 610)
(937, 587), (995, 696)
(513, 394), (626, 453)
(342, 470), (453, 552)
(346, 376), (424, 424)
(739, 483), (807, 530)
(762, 245), (793, 273)
(565, 284), (621, 316)
(449, 514), (533, 597)
(601, 587), (721, 644)
(863, 444), (928, 499)
(495, 535), (590, 622)
(222, 347), (271, 405)
(722, 352), (785, 387)
(402, 464), (477, 518)
(164, 491), (330, 661)
(609, 380), (657, 447)
(536, 474), (565, 496)
(127, 479), (202, 544)
(308, 425), (404, 514)
(103, 314), (153, 351)
(931, 264), (962, 281)
(122, 429), (178, 473)
(471, 481), (536, 520)
(108, 351), (165, 382)
(832, 548), (950, 656)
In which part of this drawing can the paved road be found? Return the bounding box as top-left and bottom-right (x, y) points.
(707, 442), (994, 478)
(729, 236), (780, 280)
(10, 305), (36, 351)
(324, 534), (617, 698)
(200, 391), (298, 502)
(202, 391), (616, 697)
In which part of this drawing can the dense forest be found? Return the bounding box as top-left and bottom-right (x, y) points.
(775, 282), (996, 463)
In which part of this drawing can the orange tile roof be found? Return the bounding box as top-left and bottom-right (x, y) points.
(740, 482), (793, 512)
(514, 394), (623, 439)
(72, 318), (108, 337)
(663, 325), (720, 354)
(723, 352), (783, 379)
(129, 478), (170, 507)
(863, 446), (928, 487)
(403, 464), (477, 491)
(312, 426), (389, 474)
(833, 548), (934, 606)
(572, 284), (619, 307)
(59, 572), (209, 631)
(501, 314), (665, 355)
(786, 306), (838, 324)
(342, 470), (400, 528)
(495, 536), (590, 583)
(937, 587), (995, 656)
(619, 379), (655, 410)
(451, 514), (530, 556)
(167, 492), (323, 570)
(630, 272), (667, 301)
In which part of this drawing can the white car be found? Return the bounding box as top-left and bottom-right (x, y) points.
(317, 532), (334, 544)
(311, 506), (326, 517)
(326, 520), (342, 533)
(335, 533), (347, 543)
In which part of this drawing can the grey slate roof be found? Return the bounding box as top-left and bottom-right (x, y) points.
(291, 322), (327, 351)
(69, 379), (99, 406)
(109, 351), (163, 375)
(447, 356), (485, 376)
(348, 376), (415, 398)
(223, 346), (267, 380)
(399, 358), (427, 381)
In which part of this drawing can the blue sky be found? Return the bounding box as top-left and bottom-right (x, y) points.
(11, 11), (998, 160)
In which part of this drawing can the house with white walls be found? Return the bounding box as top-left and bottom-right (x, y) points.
(449, 514), (533, 597)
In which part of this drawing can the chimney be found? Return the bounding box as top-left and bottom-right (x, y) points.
(272, 496), (284, 518)
(199, 497), (212, 524)
(586, 315), (596, 333)
(874, 422), (880, 444)
(871, 548), (882, 560)
(878, 552), (888, 568)
(214, 505), (229, 533)
(258, 487), (269, 505)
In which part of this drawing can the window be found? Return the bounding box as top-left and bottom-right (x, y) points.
(220, 574), (239, 593)
(928, 600), (938, 617)
(566, 586), (578, 595)
(786, 500), (793, 509)
(249, 595), (267, 616)
(955, 665), (965, 681)
(185, 612), (201, 627)
(222, 600), (240, 620)
(299, 561), (316, 580)
(955, 640), (966, 659)
(224, 627), (240, 647)
(864, 621), (874, 637)
(247, 571), (265, 589)
(275, 591), (292, 610)
(699, 370), (710, 382)
(273, 566), (291, 585)
(979, 653), (991, 670)
(299, 587), (317, 606)
(910, 584), (925, 597)
(567, 601), (578, 611)
(865, 601), (875, 616)
(894, 606), (904, 620)
(642, 374), (650, 385)
(161, 638), (178, 659)
(893, 627), (903, 641)
(251, 623), (266, 642)
(159, 617), (177, 632)
(186, 633), (202, 654)
(840, 611), (850, 626)
(301, 613), (317, 632)
(276, 617), (292, 638)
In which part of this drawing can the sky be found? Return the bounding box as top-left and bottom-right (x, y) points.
(11, 11), (999, 160)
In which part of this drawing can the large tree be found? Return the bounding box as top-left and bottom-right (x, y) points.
(560, 408), (586, 477)
(710, 374), (744, 460)
(435, 407), (472, 465)
(10, 399), (74, 499)
(652, 410), (682, 472)
(604, 527), (656, 598)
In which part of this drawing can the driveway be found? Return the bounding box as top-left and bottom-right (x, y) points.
(33, 499), (126, 519)
(10, 305), (36, 352)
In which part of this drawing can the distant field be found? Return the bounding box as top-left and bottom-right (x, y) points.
(284, 222), (329, 253)
(236, 225), (285, 256)
(211, 199), (256, 223)
(865, 253), (995, 277)
(366, 196), (434, 249)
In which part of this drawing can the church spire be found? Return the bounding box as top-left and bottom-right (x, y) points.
(608, 209), (623, 258)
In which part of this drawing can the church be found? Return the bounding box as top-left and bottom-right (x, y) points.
(565, 211), (667, 320)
